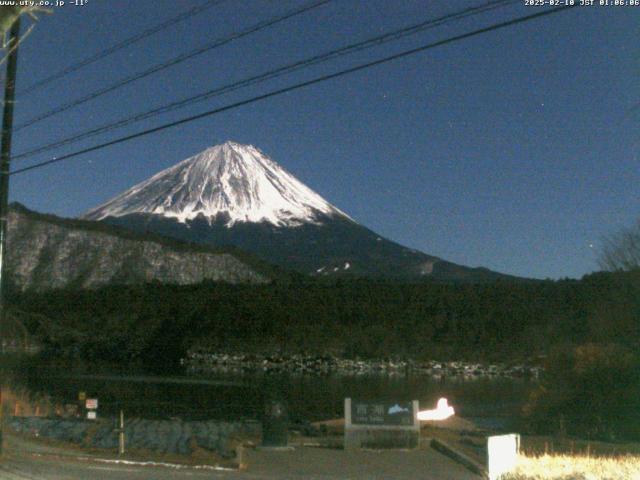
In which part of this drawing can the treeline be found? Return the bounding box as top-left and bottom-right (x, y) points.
(9, 269), (639, 368)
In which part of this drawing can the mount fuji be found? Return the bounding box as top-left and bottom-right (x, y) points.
(83, 141), (508, 281)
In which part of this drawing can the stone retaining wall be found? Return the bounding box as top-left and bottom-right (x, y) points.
(8, 416), (260, 457)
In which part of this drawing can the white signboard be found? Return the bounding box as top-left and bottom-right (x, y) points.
(87, 410), (97, 420)
(85, 398), (98, 410)
(487, 433), (520, 480)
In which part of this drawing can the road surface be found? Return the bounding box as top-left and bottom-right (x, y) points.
(0, 438), (479, 479)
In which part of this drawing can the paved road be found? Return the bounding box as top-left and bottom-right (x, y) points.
(0, 445), (479, 479)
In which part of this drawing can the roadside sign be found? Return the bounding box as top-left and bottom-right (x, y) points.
(487, 433), (520, 480)
(85, 398), (98, 410)
(350, 400), (415, 426)
(344, 398), (419, 449)
(87, 411), (97, 420)
(78, 391), (86, 401)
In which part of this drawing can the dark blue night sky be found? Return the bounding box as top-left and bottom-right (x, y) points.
(8, 0), (639, 279)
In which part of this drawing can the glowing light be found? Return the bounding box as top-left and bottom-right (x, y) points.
(417, 397), (455, 421)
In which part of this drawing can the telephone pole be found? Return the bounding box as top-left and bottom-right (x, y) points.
(0, 15), (22, 455)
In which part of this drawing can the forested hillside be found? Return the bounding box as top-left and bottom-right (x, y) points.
(10, 270), (639, 368)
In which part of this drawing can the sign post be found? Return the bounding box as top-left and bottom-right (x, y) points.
(118, 410), (125, 455)
(344, 398), (420, 449)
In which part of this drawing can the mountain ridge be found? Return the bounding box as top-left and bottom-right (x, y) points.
(6, 202), (278, 291)
(83, 141), (519, 282)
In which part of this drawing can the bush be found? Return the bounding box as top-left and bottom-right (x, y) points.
(523, 343), (640, 441)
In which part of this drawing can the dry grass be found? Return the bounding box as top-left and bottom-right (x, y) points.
(503, 453), (640, 480)
(521, 436), (640, 457)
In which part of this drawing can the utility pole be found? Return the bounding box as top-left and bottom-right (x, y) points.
(0, 15), (22, 456)
(118, 409), (125, 455)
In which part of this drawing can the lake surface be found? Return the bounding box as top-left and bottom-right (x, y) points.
(4, 357), (535, 430)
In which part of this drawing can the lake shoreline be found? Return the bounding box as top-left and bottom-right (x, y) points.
(185, 351), (543, 379)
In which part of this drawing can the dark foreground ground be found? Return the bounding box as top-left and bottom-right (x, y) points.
(0, 431), (477, 480)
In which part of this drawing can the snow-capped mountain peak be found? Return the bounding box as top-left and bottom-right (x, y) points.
(83, 141), (351, 227)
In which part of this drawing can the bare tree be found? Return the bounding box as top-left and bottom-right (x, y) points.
(598, 220), (640, 271)
(0, 7), (23, 37)
(0, 6), (47, 64)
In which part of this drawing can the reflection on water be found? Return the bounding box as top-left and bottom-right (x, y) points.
(2, 356), (534, 429)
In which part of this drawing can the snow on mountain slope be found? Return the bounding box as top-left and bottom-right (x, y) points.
(83, 141), (351, 227)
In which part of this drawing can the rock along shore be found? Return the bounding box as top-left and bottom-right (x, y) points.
(185, 351), (542, 379)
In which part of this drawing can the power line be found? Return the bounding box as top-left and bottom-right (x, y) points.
(13, 0), (332, 132)
(13, 0), (519, 162)
(11, 5), (575, 177)
(19, 0), (227, 96)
